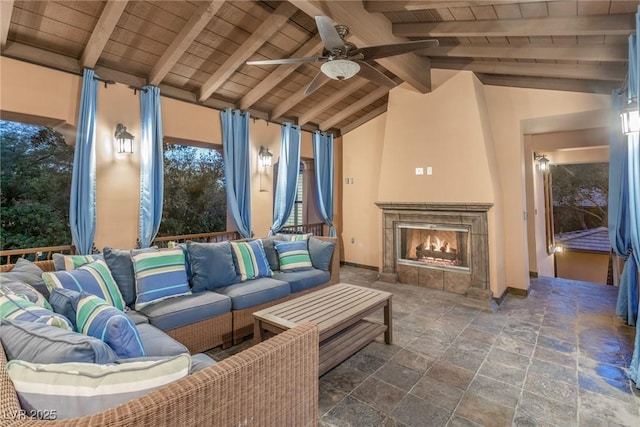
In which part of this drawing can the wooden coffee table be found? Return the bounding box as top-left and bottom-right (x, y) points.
(253, 283), (392, 375)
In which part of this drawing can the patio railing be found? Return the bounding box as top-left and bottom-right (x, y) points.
(1, 224), (325, 265)
(279, 223), (325, 236)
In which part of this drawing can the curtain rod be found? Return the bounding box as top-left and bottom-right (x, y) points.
(92, 76), (115, 88)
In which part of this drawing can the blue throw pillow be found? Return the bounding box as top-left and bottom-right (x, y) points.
(274, 240), (313, 272)
(131, 248), (191, 310)
(75, 293), (145, 359)
(187, 241), (238, 292)
(48, 287), (82, 330)
(42, 260), (126, 311)
(103, 246), (159, 307)
(308, 237), (336, 271)
(0, 287), (72, 330)
(230, 240), (273, 281)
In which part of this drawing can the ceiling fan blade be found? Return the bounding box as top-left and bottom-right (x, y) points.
(315, 16), (344, 51)
(246, 56), (326, 66)
(351, 39), (439, 61)
(304, 70), (330, 96)
(356, 62), (397, 89)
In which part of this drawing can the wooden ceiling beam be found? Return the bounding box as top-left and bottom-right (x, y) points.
(476, 74), (620, 95)
(431, 59), (626, 81)
(149, 1), (224, 86)
(363, 1), (560, 13)
(418, 44), (629, 62)
(394, 14), (636, 38)
(319, 87), (389, 131)
(1, 0), (14, 49)
(198, 2), (297, 102)
(289, 0), (433, 93)
(298, 78), (369, 125)
(239, 35), (323, 110)
(270, 77), (330, 120)
(80, 0), (129, 69)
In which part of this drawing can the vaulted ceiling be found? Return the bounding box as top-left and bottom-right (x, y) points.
(1, 1), (637, 136)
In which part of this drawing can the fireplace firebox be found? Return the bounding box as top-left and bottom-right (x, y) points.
(397, 223), (470, 272)
(376, 202), (493, 304)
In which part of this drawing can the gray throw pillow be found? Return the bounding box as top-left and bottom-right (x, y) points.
(308, 237), (336, 271)
(48, 287), (81, 330)
(187, 241), (238, 292)
(0, 319), (118, 364)
(261, 236), (284, 271)
(103, 246), (158, 307)
(0, 258), (44, 285)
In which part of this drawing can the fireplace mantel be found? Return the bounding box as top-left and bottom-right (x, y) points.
(376, 201), (493, 305)
(375, 202), (493, 212)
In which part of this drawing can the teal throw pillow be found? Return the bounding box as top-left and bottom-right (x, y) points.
(0, 287), (72, 330)
(274, 240), (313, 272)
(76, 293), (145, 359)
(230, 240), (272, 281)
(42, 259), (126, 311)
(132, 248), (191, 310)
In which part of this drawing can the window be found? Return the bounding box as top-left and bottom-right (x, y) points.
(160, 142), (226, 236)
(0, 120), (73, 249)
(284, 165), (304, 226)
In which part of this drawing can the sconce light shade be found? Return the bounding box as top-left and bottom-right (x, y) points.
(114, 123), (134, 154)
(321, 59), (360, 80)
(533, 152), (550, 171)
(259, 146), (273, 168)
(620, 99), (639, 135)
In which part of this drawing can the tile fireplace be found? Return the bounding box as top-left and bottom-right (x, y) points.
(376, 202), (493, 303)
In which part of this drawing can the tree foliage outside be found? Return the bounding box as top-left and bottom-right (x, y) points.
(160, 143), (227, 236)
(551, 163), (608, 233)
(0, 120), (74, 249)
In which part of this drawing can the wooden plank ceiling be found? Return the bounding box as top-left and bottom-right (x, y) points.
(1, 1), (637, 136)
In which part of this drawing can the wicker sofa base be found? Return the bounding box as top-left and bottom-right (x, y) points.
(164, 312), (232, 353)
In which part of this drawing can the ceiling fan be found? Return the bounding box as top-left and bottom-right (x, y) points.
(246, 16), (439, 96)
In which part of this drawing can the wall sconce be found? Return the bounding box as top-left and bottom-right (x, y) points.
(533, 152), (549, 172)
(620, 98), (639, 135)
(259, 146), (273, 168)
(114, 123), (134, 154)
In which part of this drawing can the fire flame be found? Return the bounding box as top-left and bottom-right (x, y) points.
(424, 235), (451, 253)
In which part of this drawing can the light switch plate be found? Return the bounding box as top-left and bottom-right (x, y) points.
(426, 166), (433, 175)
(415, 167), (424, 175)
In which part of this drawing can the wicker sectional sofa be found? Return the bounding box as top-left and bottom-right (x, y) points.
(1, 323), (319, 426)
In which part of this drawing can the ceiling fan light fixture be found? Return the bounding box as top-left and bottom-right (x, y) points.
(321, 59), (360, 80)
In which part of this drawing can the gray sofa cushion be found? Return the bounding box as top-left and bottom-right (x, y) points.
(126, 310), (150, 325)
(138, 291), (231, 331)
(273, 269), (330, 293)
(191, 353), (216, 373)
(214, 278), (290, 310)
(0, 319), (118, 364)
(187, 241), (238, 291)
(136, 323), (189, 357)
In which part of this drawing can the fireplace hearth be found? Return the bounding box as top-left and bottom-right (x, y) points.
(376, 202), (492, 303)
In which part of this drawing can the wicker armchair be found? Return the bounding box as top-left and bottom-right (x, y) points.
(1, 323), (319, 426)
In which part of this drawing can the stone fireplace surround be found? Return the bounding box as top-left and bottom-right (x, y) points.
(376, 202), (493, 304)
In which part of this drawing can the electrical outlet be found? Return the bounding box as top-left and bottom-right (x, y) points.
(415, 167), (424, 175)
(350, 237), (355, 244)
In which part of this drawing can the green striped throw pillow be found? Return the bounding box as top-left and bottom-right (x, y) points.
(42, 260), (126, 311)
(0, 288), (72, 330)
(52, 253), (103, 271)
(230, 240), (272, 282)
(274, 240), (313, 272)
(6, 354), (190, 420)
(132, 248), (191, 310)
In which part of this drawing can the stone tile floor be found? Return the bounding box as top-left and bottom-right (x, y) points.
(210, 266), (640, 426)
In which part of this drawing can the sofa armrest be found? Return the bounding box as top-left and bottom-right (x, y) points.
(1, 324), (319, 426)
(314, 236), (340, 285)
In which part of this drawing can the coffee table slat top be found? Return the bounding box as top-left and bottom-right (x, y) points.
(253, 284), (392, 338)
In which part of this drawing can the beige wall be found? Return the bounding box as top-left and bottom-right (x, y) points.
(0, 57), (333, 250)
(342, 68), (610, 298)
(555, 251), (609, 284)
